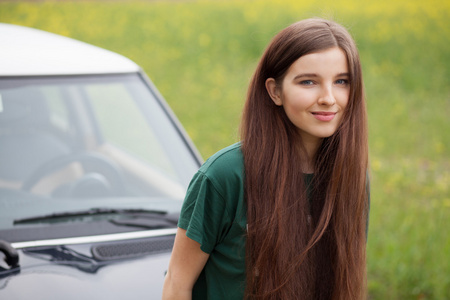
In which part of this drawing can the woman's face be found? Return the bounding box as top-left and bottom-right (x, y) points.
(266, 47), (350, 147)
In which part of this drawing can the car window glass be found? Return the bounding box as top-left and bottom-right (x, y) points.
(42, 87), (71, 133)
(0, 74), (201, 233)
(86, 83), (176, 180)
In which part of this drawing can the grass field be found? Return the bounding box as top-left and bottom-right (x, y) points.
(1, 0), (449, 298)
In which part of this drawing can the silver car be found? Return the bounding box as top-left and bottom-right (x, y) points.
(0, 23), (202, 299)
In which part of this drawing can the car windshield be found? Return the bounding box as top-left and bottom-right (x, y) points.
(0, 73), (200, 236)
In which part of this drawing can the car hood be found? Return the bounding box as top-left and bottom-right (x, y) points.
(0, 237), (172, 299)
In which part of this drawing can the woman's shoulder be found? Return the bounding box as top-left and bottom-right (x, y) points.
(198, 142), (244, 182)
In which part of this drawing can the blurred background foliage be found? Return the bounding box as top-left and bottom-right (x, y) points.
(1, 0), (449, 299)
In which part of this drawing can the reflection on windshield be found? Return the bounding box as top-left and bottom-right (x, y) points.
(0, 74), (200, 232)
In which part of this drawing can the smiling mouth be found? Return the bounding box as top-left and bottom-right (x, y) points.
(311, 112), (336, 122)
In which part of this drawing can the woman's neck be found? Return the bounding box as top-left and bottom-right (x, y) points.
(300, 136), (323, 173)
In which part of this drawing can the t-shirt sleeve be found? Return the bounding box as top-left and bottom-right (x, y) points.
(178, 171), (230, 254)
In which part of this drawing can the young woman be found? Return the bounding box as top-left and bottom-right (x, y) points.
(162, 18), (369, 300)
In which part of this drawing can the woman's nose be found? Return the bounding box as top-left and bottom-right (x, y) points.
(318, 86), (336, 106)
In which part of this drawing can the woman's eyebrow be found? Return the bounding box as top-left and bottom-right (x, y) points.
(337, 72), (350, 77)
(293, 72), (350, 80)
(293, 73), (318, 80)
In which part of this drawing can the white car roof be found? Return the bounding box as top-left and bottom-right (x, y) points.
(0, 23), (140, 76)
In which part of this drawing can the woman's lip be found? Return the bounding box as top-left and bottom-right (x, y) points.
(311, 112), (337, 121)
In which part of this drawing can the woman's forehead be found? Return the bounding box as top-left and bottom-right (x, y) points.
(284, 47), (349, 79)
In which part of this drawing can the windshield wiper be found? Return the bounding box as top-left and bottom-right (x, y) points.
(13, 208), (169, 225)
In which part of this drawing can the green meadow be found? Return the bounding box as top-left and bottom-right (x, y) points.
(1, 0), (449, 298)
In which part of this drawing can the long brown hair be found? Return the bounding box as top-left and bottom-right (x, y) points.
(241, 18), (369, 299)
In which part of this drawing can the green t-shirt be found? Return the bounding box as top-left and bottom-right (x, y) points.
(178, 143), (369, 299)
(178, 143), (247, 299)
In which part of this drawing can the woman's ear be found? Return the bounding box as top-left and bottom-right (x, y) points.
(265, 78), (282, 106)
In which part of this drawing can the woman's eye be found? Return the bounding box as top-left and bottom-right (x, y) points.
(300, 80), (314, 85)
(335, 79), (349, 85)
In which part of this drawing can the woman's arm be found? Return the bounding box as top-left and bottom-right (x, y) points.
(162, 227), (210, 300)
